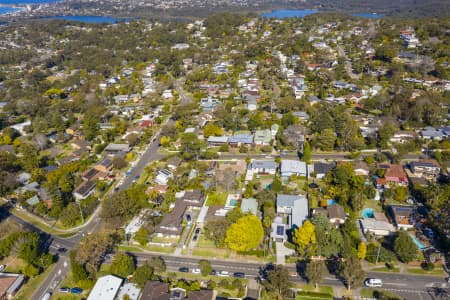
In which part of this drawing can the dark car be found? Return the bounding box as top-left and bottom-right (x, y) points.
(195, 228), (201, 234)
(179, 267), (189, 273)
(193, 235), (198, 241)
(57, 247), (67, 253)
(233, 272), (245, 278)
(210, 270), (217, 276)
(70, 287), (83, 294)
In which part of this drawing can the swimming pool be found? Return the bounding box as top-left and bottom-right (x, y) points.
(327, 199), (336, 205)
(362, 208), (374, 218)
(411, 235), (427, 250)
(229, 199), (238, 206)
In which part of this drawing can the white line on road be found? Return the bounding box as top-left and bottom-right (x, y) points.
(384, 282), (408, 286)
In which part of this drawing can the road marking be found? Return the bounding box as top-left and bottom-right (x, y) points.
(384, 282), (408, 286)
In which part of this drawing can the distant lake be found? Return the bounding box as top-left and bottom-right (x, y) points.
(261, 9), (384, 19)
(261, 9), (318, 19)
(50, 15), (119, 23)
(0, 0), (59, 4)
(0, 6), (21, 14)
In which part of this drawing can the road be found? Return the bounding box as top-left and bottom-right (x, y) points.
(337, 44), (361, 80)
(128, 252), (448, 299)
(29, 131), (165, 300)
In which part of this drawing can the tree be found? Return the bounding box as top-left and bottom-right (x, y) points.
(357, 242), (367, 260)
(394, 231), (417, 263)
(198, 259), (212, 276)
(134, 227), (149, 246)
(204, 218), (230, 247)
(264, 265), (292, 299)
(225, 215), (264, 252)
(180, 133), (202, 160)
(339, 256), (365, 291)
(110, 252), (136, 278)
(148, 256), (166, 273)
(70, 250), (88, 282)
(305, 260), (327, 289)
(302, 140), (311, 163)
(22, 264), (39, 278)
(75, 233), (113, 275)
(126, 133), (140, 147)
(314, 129), (336, 151)
(203, 123), (223, 138)
(293, 220), (316, 256)
(112, 156), (128, 169)
(133, 262), (154, 288)
(393, 186), (408, 202)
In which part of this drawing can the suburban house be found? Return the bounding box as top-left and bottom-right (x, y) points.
(73, 180), (96, 200)
(409, 160), (441, 180)
(276, 194), (309, 229)
(280, 160), (307, 178)
(420, 127), (444, 140)
(228, 134), (254, 147)
(206, 136), (229, 147)
(240, 198), (258, 215)
(389, 205), (415, 230)
(359, 214), (395, 237)
(87, 275), (123, 300)
(311, 162), (335, 179)
(94, 157), (113, 173)
(81, 168), (103, 182)
(390, 131), (417, 144)
(104, 143), (131, 155)
(271, 216), (287, 243)
(155, 190), (205, 239)
(140, 281), (214, 300)
(254, 129), (272, 145)
(249, 160), (278, 175)
(154, 169), (174, 185)
(117, 283), (141, 300)
(353, 161), (370, 177)
(326, 203), (346, 225)
(0, 273), (24, 300)
(376, 164), (408, 188)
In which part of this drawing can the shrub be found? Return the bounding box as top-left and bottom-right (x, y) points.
(421, 262), (435, 271)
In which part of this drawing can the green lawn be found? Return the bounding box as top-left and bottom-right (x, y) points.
(407, 267), (446, 275)
(118, 244), (175, 254)
(206, 192), (227, 206)
(14, 264), (56, 300)
(372, 266), (400, 273)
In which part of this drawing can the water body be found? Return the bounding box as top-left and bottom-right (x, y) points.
(50, 15), (118, 23)
(261, 9), (384, 19)
(261, 9), (318, 19)
(0, 6), (21, 14)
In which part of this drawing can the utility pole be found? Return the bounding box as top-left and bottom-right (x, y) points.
(375, 243), (381, 264)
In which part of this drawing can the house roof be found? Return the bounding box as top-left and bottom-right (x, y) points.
(207, 136), (229, 143)
(254, 129), (272, 142)
(241, 198), (258, 215)
(104, 143), (130, 152)
(73, 180), (96, 197)
(359, 218), (395, 233)
(140, 281), (170, 300)
(313, 162), (335, 175)
(251, 160), (278, 170)
(228, 134), (253, 144)
(0, 274), (20, 297)
(281, 160), (307, 175)
(327, 203), (346, 220)
(87, 275), (123, 300)
(277, 194), (304, 207)
(384, 164), (407, 179)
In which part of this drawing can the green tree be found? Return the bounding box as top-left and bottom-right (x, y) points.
(293, 220), (316, 256)
(314, 129), (336, 151)
(22, 264), (39, 278)
(133, 262), (154, 288)
(225, 215), (264, 252)
(302, 140), (311, 163)
(198, 259), (212, 276)
(70, 250), (88, 282)
(339, 256), (365, 291)
(203, 123), (224, 138)
(110, 252), (136, 278)
(148, 256), (166, 273)
(393, 231), (417, 263)
(134, 227), (149, 246)
(264, 265), (292, 299)
(305, 260), (327, 289)
(357, 242), (367, 260)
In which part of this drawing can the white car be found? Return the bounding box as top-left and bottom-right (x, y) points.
(364, 278), (383, 287)
(218, 270), (230, 277)
(192, 268), (201, 274)
(0, 265), (6, 272)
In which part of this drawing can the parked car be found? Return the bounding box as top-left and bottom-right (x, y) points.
(193, 235), (198, 241)
(70, 287), (83, 294)
(195, 228), (201, 234)
(210, 270), (217, 276)
(192, 268), (201, 274)
(364, 278), (383, 287)
(446, 277), (450, 283)
(179, 267), (189, 273)
(0, 264), (6, 272)
(58, 287), (70, 293)
(41, 292), (52, 300)
(57, 247), (67, 253)
(218, 270), (230, 277)
(233, 272), (245, 278)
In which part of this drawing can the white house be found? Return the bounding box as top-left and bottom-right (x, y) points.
(87, 275), (123, 300)
(280, 160), (307, 178)
(249, 160), (278, 175)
